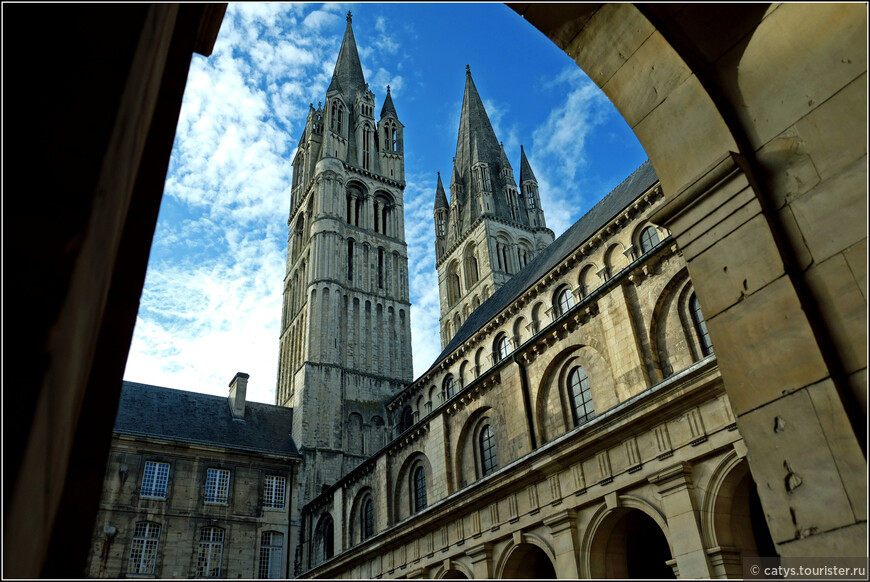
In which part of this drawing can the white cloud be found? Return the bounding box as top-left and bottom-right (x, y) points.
(529, 66), (612, 236)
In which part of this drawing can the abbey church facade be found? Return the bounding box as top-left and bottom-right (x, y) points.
(80, 7), (865, 580)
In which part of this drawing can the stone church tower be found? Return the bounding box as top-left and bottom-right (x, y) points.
(434, 67), (555, 349)
(276, 12), (413, 505)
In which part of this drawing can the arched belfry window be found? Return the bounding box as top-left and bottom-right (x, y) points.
(479, 424), (498, 477)
(690, 293), (714, 356)
(412, 466), (427, 513)
(568, 366), (595, 426)
(363, 124), (372, 170)
(640, 226), (660, 254)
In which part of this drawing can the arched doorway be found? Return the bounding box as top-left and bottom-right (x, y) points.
(440, 569), (468, 579)
(590, 508), (675, 579)
(501, 543), (557, 579)
(708, 458), (778, 576)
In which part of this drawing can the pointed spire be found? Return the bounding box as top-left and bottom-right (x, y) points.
(452, 66), (502, 190)
(380, 84), (397, 119)
(499, 141), (512, 171)
(330, 10), (366, 100)
(519, 145), (537, 184)
(434, 171), (449, 209)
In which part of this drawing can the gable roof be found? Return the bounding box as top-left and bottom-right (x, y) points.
(433, 159), (658, 369)
(114, 381), (300, 459)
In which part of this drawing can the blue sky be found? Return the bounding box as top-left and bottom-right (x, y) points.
(123, 2), (649, 404)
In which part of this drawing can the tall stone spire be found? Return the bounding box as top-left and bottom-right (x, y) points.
(452, 66), (502, 197)
(434, 68), (555, 349)
(328, 11), (367, 101)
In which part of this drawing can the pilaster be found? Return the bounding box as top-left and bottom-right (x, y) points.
(543, 509), (580, 578)
(648, 462), (714, 578)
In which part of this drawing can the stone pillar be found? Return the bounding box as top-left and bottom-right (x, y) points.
(543, 510), (580, 578)
(467, 542), (493, 579)
(648, 462), (714, 578)
(652, 153), (866, 557)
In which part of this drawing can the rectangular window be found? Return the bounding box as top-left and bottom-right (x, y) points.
(204, 468), (230, 504)
(128, 522), (160, 575)
(196, 527), (224, 578)
(263, 475), (286, 510)
(140, 461), (170, 499)
(258, 532), (284, 578)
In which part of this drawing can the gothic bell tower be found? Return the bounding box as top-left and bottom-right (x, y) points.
(434, 67), (555, 348)
(277, 12), (413, 504)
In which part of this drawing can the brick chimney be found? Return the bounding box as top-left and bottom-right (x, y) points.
(228, 372), (249, 418)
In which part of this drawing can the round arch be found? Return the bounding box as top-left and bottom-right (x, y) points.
(701, 452), (779, 575)
(392, 451), (434, 523)
(647, 266), (692, 380)
(581, 496), (675, 579)
(494, 535), (558, 579)
(534, 341), (615, 445)
(431, 560), (473, 579)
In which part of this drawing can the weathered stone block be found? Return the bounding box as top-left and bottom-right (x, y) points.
(602, 31), (692, 128)
(706, 275), (828, 415)
(687, 214), (785, 320)
(789, 158), (867, 265)
(803, 253), (867, 374)
(736, 388), (855, 544)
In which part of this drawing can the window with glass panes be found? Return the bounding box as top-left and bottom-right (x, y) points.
(690, 293), (714, 356)
(479, 424), (498, 476)
(444, 376), (455, 400)
(140, 461), (170, 498)
(263, 475), (285, 510)
(362, 498), (374, 540)
(258, 531), (283, 579)
(204, 468), (230, 504)
(128, 522), (160, 575)
(557, 288), (575, 316)
(640, 226), (660, 254)
(568, 366), (595, 426)
(413, 466), (427, 513)
(496, 335), (510, 361)
(196, 527), (224, 578)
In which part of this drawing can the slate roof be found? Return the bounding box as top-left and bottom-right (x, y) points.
(114, 381), (300, 459)
(432, 159), (659, 369)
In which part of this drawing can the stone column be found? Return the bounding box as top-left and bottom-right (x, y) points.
(543, 510), (580, 578)
(648, 462), (714, 579)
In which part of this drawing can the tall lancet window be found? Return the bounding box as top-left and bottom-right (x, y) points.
(363, 124), (372, 170)
(527, 185), (536, 209)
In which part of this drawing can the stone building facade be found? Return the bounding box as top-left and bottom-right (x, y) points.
(297, 158), (767, 578)
(85, 375), (301, 578)
(77, 5), (866, 580)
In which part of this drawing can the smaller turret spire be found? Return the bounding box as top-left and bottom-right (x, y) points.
(434, 172), (449, 209)
(380, 84), (397, 119)
(519, 145), (537, 184)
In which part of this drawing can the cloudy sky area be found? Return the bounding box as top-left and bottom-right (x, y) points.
(123, 3), (649, 404)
